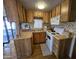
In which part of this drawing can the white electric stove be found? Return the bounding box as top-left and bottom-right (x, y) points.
(46, 27), (65, 53)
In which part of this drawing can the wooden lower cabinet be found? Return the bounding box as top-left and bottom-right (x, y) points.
(10, 37), (32, 59)
(53, 34), (72, 59)
(33, 32), (39, 43)
(10, 32), (33, 59)
(33, 32), (46, 44)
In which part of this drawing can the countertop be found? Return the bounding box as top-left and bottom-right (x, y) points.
(17, 30), (46, 39)
(54, 34), (70, 40)
(16, 31), (33, 39)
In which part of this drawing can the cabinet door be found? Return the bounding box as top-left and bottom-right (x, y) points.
(61, 0), (69, 22)
(34, 11), (43, 17)
(43, 12), (49, 23)
(33, 33), (39, 44)
(49, 11), (52, 20)
(56, 5), (61, 16)
(33, 32), (46, 44)
(13, 0), (27, 23)
(17, 1), (24, 23)
(39, 32), (46, 43)
(22, 7), (27, 22)
(69, 0), (76, 22)
(52, 8), (56, 18)
(27, 10), (34, 23)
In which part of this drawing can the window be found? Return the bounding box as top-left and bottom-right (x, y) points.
(34, 19), (43, 29)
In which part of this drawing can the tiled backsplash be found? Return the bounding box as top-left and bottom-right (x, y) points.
(51, 22), (76, 33)
(28, 22), (76, 33)
(60, 22), (76, 33)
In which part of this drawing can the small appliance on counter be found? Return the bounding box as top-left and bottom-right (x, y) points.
(21, 23), (30, 30)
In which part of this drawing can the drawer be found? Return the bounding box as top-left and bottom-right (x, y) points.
(53, 46), (58, 57)
(53, 38), (59, 45)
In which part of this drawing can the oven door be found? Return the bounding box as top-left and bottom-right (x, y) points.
(46, 32), (54, 53)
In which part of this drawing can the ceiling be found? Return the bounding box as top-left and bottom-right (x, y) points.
(19, 0), (62, 11)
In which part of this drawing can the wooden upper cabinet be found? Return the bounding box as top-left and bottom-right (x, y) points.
(17, 1), (23, 23)
(17, 1), (27, 23)
(22, 7), (27, 22)
(51, 8), (56, 18)
(4, 0), (18, 22)
(34, 11), (43, 17)
(56, 4), (61, 16)
(26, 10), (50, 23)
(34, 11), (49, 23)
(69, 0), (76, 22)
(27, 10), (34, 23)
(61, 0), (69, 22)
(50, 0), (75, 22)
(43, 12), (49, 23)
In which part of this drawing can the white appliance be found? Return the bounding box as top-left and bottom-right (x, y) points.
(46, 27), (65, 53)
(50, 16), (60, 25)
(46, 31), (56, 53)
(54, 27), (65, 35)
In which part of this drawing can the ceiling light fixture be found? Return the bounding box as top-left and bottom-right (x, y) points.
(36, 1), (47, 10)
